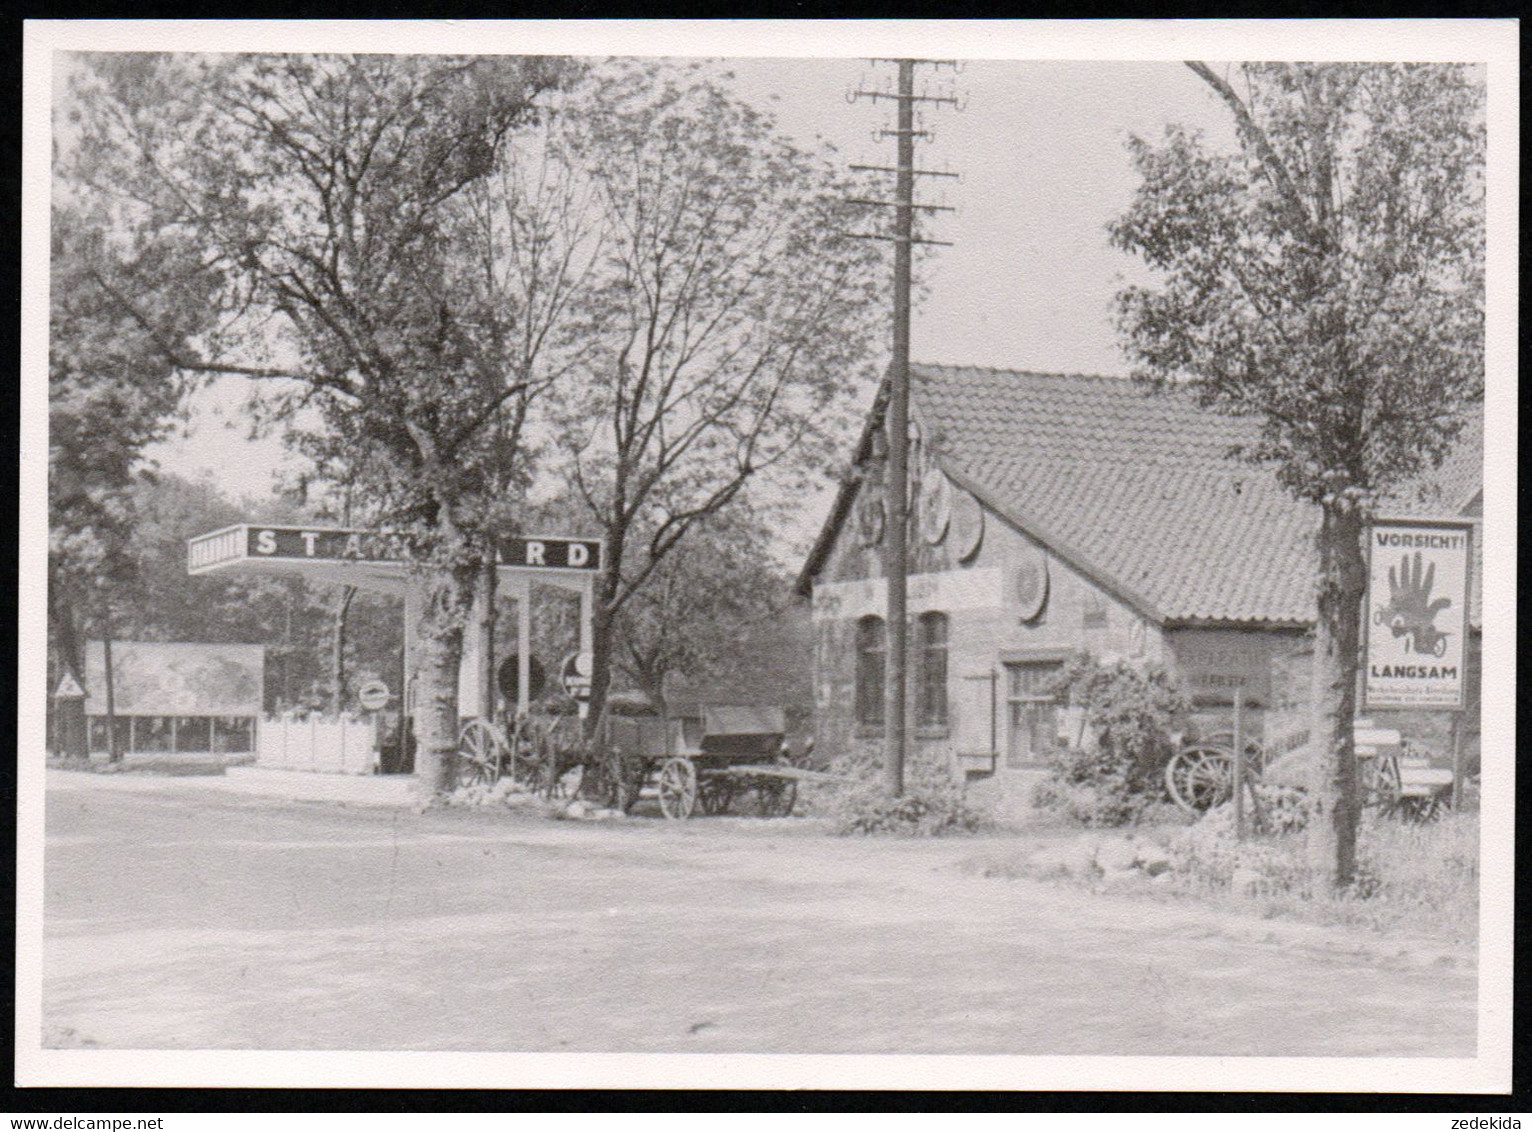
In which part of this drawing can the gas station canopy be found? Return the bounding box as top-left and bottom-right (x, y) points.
(187, 524), (602, 595)
(186, 523), (602, 719)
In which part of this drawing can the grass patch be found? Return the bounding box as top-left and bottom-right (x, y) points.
(1163, 808), (1479, 942)
(964, 809), (1479, 945)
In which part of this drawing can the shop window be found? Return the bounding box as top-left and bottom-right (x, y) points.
(174, 716), (212, 753)
(1005, 661), (1062, 768)
(855, 615), (886, 728)
(915, 611), (949, 728)
(135, 715), (173, 753)
(214, 716), (255, 754)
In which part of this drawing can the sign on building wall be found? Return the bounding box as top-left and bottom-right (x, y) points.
(811, 568), (1003, 621)
(1363, 518), (1472, 711)
(1169, 630), (1273, 706)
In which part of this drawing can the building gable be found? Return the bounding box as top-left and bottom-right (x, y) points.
(799, 365), (1483, 630)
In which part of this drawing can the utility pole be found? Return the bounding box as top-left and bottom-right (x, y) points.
(848, 59), (959, 797)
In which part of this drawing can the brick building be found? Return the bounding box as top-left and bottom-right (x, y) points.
(795, 365), (1482, 816)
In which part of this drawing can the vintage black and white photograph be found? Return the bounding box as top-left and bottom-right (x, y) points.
(18, 19), (1516, 1093)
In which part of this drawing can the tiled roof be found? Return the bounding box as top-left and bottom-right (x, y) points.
(900, 365), (1482, 627)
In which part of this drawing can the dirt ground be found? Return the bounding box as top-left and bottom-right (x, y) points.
(41, 771), (1476, 1056)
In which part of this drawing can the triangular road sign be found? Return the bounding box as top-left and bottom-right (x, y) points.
(55, 671), (86, 698)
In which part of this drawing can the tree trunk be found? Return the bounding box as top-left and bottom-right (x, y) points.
(475, 560), (497, 722)
(585, 595), (615, 737)
(1306, 503), (1367, 886)
(102, 611), (121, 764)
(633, 659), (668, 719)
(47, 565), (85, 687)
(48, 570), (88, 761)
(330, 585), (356, 715)
(584, 530), (624, 739)
(410, 567), (476, 800)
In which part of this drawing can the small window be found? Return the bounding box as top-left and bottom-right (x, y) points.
(855, 615), (886, 727)
(915, 611), (949, 728)
(1005, 661), (1062, 768)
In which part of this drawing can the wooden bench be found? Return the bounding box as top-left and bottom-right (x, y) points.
(1355, 719), (1454, 820)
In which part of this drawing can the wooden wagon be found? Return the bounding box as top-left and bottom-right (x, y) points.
(606, 705), (812, 820)
(458, 702), (827, 819)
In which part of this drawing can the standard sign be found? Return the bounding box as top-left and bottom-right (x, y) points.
(200, 526), (602, 572)
(1364, 518), (1472, 711)
(498, 537), (601, 571)
(357, 680), (391, 712)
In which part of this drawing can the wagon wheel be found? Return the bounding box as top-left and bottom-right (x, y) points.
(1395, 791), (1446, 824)
(697, 776), (735, 816)
(456, 719), (504, 788)
(754, 775), (797, 818)
(657, 757), (698, 820)
(1204, 732), (1267, 776)
(1165, 745), (1235, 813)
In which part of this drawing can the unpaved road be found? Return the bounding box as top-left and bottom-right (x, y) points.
(42, 772), (1476, 1055)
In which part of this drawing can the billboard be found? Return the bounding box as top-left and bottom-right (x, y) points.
(1363, 519), (1472, 711)
(84, 641), (266, 716)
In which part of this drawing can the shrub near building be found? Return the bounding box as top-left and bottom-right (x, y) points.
(1032, 655), (1189, 828)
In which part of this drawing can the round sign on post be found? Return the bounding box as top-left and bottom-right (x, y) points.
(561, 651), (593, 701)
(357, 680), (391, 713)
(497, 655), (546, 704)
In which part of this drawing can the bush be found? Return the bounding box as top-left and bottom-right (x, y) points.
(825, 748), (987, 837)
(1252, 783), (1311, 834)
(1031, 777), (1141, 828)
(833, 786), (986, 837)
(1034, 656), (1188, 827)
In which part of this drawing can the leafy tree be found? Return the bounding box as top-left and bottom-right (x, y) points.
(1110, 63), (1484, 883)
(64, 52), (573, 793)
(611, 507), (793, 714)
(547, 60), (885, 730)
(48, 190), (221, 755)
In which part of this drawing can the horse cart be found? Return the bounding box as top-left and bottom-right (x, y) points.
(456, 702), (817, 819)
(603, 705), (809, 819)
